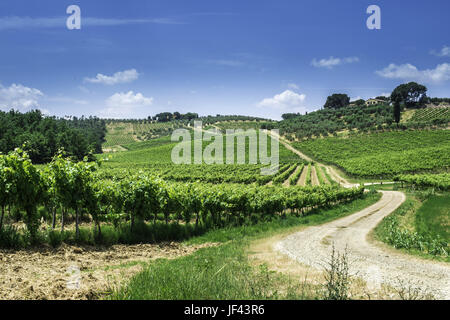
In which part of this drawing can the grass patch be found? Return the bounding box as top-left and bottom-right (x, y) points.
(374, 190), (449, 262)
(415, 194), (449, 240)
(110, 192), (381, 300)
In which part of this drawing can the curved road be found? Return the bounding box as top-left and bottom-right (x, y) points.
(264, 131), (450, 299)
(276, 191), (450, 299)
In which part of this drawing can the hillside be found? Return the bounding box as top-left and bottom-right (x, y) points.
(103, 115), (272, 150)
(294, 130), (450, 178)
(277, 104), (449, 141)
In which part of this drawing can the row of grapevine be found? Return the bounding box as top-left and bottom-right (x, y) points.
(296, 130), (450, 177)
(394, 173), (450, 190)
(315, 164), (327, 185)
(0, 149), (364, 245)
(290, 164), (305, 185)
(305, 164), (312, 186)
(98, 163), (294, 186)
(409, 107), (449, 123)
(272, 164), (298, 185)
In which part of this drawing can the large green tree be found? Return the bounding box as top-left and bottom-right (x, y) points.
(390, 82), (428, 108)
(324, 94), (350, 109)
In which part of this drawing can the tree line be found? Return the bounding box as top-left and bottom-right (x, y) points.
(0, 110), (107, 164)
(278, 82), (449, 138)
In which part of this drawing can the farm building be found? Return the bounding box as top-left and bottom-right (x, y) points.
(365, 98), (387, 106)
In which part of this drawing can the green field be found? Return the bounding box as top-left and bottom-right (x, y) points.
(103, 121), (188, 148)
(415, 194), (449, 241)
(214, 120), (272, 131)
(409, 107), (450, 123)
(294, 130), (450, 178)
(111, 192), (381, 300)
(375, 191), (449, 261)
(99, 131), (305, 184)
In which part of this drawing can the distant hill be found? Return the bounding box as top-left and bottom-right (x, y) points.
(277, 104), (449, 141)
(103, 115), (272, 149)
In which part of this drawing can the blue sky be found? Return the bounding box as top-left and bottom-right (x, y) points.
(0, 0), (449, 120)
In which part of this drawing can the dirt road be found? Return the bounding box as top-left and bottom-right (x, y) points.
(276, 191), (450, 299)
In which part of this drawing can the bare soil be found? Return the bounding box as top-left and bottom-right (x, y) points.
(0, 242), (216, 300)
(310, 166), (319, 186)
(297, 166), (308, 186)
(283, 166), (301, 187)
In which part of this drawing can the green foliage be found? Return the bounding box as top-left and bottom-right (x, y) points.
(322, 246), (351, 300)
(0, 149), (365, 248)
(295, 130), (450, 177)
(99, 132), (302, 184)
(278, 104), (395, 140)
(376, 193), (449, 259)
(315, 164), (326, 185)
(272, 164), (298, 185)
(49, 152), (98, 238)
(111, 192), (381, 300)
(1, 148), (44, 239)
(0, 225), (22, 249)
(391, 82), (428, 108)
(103, 121), (187, 147)
(112, 242), (290, 300)
(394, 173), (450, 190)
(394, 101), (401, 124)
(415, 194), (449, 241)
(305, 164), (312, 186)
(324, 94), (350, 110)
(409, 107), (450, 124)
(383, 215), (448, 257)
(289, 164), (305, 186)
(0, 109), (106, 163)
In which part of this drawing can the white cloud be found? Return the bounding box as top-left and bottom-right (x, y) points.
(311, 56), (359, 69)
(287, 83), (299, 90)
(0, 83), (43, 111)
(0, 16), (181, 30)
(431, 46), (450, 57)
(376, 63), (450, 83)
(258, 90), (306, 113)
(99, 91), (153, 118)
(84, 69), (139, 85)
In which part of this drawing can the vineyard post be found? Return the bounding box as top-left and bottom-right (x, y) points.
(52, 207), (56, 229)
(75, 207), (80, 239)
(61, 207), (65, 232)
(0, 206), (4, 231)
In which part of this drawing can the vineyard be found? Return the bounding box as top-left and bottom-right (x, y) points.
(394, 173), (450, 190)
(0, 148), (363, 248)
(103, 121), (188, 148)
(100, 131), (306, 184)
(213, 121), (271, 131)
(295, 130), (450, 178)
(408, 107), (450, 123)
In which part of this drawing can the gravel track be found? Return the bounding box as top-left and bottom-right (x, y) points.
(276, 191), (450, 299)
